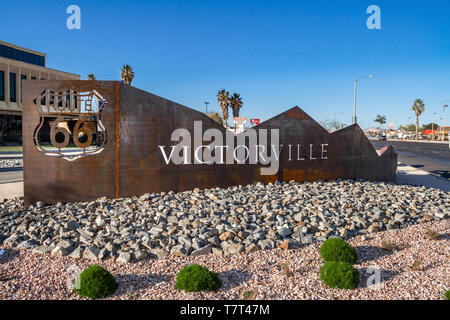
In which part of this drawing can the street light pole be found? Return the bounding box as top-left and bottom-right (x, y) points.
(353, 75), (375, 124)
(441, 100), (449, 141)
(204, 101), (209, 115)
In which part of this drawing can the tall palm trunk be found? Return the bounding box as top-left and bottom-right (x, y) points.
(232, 107), (239, 118)
(416, 115), (419, 140)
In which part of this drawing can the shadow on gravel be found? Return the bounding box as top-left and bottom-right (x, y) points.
(0, 248), (19, 264)
(219, 269), (252, 289)
(114, 273), (172, 295)
(355, 245), (395, 263)
(440, 233), (450, 240)
(358, 267), (399, 288)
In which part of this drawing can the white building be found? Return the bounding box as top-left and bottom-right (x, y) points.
(0, 40), (79, 143)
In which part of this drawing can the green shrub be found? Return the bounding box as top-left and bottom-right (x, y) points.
(445, 290), (450, 300)
(319, 238), (357, 264)
(320, 261), (359, 289)
(175, 263), (222, 292)
(73, 265), (118, 299)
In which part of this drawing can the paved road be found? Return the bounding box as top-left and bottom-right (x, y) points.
(0, 154), (23, 184)
(371, 140), (450, 180)
(0, 148), (87, 184)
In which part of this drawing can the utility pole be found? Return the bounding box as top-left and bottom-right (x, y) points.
(204, 101), (209, 115)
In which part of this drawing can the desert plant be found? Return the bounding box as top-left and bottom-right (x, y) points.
(410, 255), (423, 271)
(380, 240), (397, 251)
(279, 262), (291, 277)
(319, 238), (357, 264)
(242, 290), (257, 300)
(175, 264), (222, 292)
(319, 261), (359, 289)
(424, 228), (440, 241)
(445, 290), (450, 300)
(73, 265), (118, 299)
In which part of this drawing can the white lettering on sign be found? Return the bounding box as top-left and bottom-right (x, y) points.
(158, 121), (329, 175)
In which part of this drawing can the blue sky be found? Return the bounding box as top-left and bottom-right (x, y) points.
(2, 0), (450, 128)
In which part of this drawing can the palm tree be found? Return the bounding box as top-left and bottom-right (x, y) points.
(411, 99), (425, 140)
(120, 65), (135, 85)
(374, 114), (386, 135)
(229, 93), (243, 118)
(217, 89), (230, 128)
(87, 74), (96, 80)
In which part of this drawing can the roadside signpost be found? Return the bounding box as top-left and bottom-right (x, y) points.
(388, 122), (394, 137)
(233, 117), (247, 133)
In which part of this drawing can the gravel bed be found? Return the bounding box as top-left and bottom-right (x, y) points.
(0, 180), (448, 263)
(0, 219), (448, 300)
(0, 159), (22, 169)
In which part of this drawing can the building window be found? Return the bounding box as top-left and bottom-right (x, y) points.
(0, 71), (4, 101)
(21, 75), (27, 102)
(31, 76), (36, 80)
(10, 73), (16, 102)
(0, 44), (45, 67)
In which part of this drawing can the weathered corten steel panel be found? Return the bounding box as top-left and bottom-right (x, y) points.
(22, 81), (397, 206)
(22, 80), (118, 206)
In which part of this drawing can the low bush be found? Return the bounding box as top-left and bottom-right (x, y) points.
(445, 290), (450, 300)
(175, 264), (222, 292)
(380, 240), (397, 251)
(319, 238), (357, 264)
(424, 229), (440, 241)
(73, 265), (118, 299)
(319, 261), (359, 289)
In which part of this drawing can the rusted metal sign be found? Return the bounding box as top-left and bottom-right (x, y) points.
(22, 80), (397, 206)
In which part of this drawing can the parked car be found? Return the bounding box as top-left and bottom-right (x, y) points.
(378, 135), (387, 141)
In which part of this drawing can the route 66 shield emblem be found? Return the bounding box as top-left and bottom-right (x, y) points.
(32, 89), (107, 161)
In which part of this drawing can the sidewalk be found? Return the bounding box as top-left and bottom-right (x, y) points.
(396, 162), (450, 192)
(0, 181), (23, 200)
(370, 138), (449, 145)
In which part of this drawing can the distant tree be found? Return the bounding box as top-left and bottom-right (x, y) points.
(319, 119), (346, 132)
(87, 74), (96, 80)
(121, 65), (135, 85)
(411, 99), (425, 140)
(374, 114), (387, 133)
(399, 124), (416, 132)
(229, 93), (243, 118)
(207, 111), (224, 126)
(217, 89), (230, 128)
(420, 123), (438, 131)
